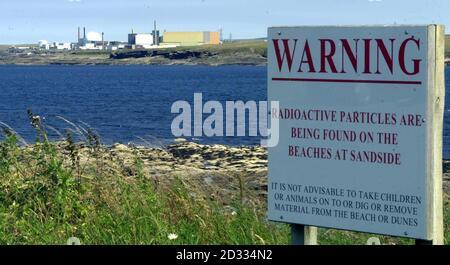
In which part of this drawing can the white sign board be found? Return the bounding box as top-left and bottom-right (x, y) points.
(268, 25), (444, 241)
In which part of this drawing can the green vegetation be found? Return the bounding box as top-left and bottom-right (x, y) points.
(70, 50), (111, 56)
(166, 40), (267, 58)
(0, 111), (449, 245)
(0, 111), (287, 244)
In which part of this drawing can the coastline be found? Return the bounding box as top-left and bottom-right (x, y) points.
(1, 39), (448, 66)
(0, 41), (268, 66)
(13, 139), (269, 204)
(34, 139), (450, 197)
(1, 54), (447, 67)
(0, 54), (268, 66)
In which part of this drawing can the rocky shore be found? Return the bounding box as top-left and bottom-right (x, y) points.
(63, 140), (450, 198)
(51, 140), (269, 203)
(0, 51), (267, 66)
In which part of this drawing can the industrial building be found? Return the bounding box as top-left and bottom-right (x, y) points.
(38, 40), (50, 50)
(35, 22), (222, 52)
(77, 27), (106, 50)
(126, 22), (220, 48)
(106, 41), (126, 51)
(162, 31), (221, 46)
(37, 26), (126, 51)
(38, 40), (71, 50)
(128, 31), (153, 48)
(127, 21), (161, 49)
(54, 42), (71, 50)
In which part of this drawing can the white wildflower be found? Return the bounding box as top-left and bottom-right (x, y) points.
(168, 233), (178, 240)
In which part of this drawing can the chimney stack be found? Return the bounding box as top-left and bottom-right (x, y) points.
(83, 27), (86, 39)
(78, 27), (81, 42)
(153, 20), (159, 46)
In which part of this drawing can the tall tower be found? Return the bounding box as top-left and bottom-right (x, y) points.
(153, 20), (160, 46)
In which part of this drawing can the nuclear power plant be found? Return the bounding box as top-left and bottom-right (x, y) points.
(127, 21), (161, 49)
(37, 21), (222, 51)
(77, 27), (106, 50)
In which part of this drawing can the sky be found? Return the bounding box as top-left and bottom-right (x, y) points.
(0, 0), (449, 44)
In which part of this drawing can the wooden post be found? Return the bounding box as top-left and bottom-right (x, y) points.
(415, 239), (433, 245)
(425, 24), (445, 245)
(291, 224), (317, 245)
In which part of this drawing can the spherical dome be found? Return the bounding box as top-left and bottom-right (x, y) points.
(86, 31), (102, 42)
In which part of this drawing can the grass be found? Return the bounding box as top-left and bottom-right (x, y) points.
(176, 41), (267, 57)
(0, 111), (448, 245)
(0, 111), (288, 245)
(70, 50), (111, 56)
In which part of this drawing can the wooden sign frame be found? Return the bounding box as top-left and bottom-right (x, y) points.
(267, 25), (445, 245)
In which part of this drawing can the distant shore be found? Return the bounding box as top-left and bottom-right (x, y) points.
(1, 40), (449, 66)
(0, 41), (267, 66)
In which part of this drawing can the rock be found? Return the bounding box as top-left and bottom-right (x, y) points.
(112, 143), (129, 151)
(203, 176), (214, 185)
(66, 141), (270, 200)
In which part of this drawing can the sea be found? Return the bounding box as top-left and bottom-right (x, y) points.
(0, 65), (449, 157)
